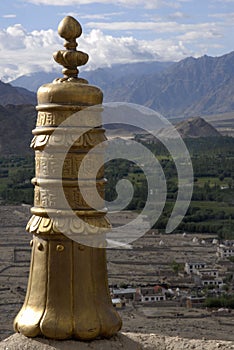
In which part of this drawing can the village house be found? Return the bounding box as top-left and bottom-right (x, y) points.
(186, 295), (206, 308)
(184, 262), (207, 275)
(111, 287), (136, 301)
(194, 273), (224, 289)
(223, 240), (234, 246)
(136, 285), (167, 303)
(141, 294), (166, 303)
(217, 243), (234, 259)
(195, 268), (219, 277)
(191, 265), (224, 289)
(201, 276), (224, 288)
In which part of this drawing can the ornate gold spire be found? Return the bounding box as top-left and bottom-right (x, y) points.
(13, 16), (122, 340)
(53, 16), (89, 82)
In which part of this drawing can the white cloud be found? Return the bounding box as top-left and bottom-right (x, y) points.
(0, 24), (27, 50)
(197, 43), (223, 51)
(0, 23), (193, 82)
(139, 38), (192, 61)
(168, 11), (189, 19)
(79, 12), (125, 20)
(80, 29), (158, 69)
(23, 0), (184, 9)
(0, 16), (226, 82)
(178, 29), (223, 42)
(58, 11), (125, 20)
(2, 14), (17, 18)
(212, 0), (234, 2)
(0, 25), (61, 80)
(85, 20), (223, 36)
(209, 12), (234, 20)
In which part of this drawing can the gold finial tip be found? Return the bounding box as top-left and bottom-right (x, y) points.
(53, 16), (88, 81)
(58, 16), (82, 40)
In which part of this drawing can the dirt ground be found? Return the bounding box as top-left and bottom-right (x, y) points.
(1, 332), (234, 350)
(119, 304), (234, 341)
(0, 205), (233, 344)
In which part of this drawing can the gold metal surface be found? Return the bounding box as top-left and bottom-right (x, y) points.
(14, 16), (122, 340)
(56, 244), (65, 252)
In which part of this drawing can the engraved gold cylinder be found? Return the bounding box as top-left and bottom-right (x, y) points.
(14, 16), (122, 340)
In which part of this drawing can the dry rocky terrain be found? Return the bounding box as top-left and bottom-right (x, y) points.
(0, 205), (233, 346)
(1, 332), (234, 350)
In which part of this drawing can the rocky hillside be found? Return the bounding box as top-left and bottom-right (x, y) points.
(175, 117), (222, 138)
(0, 104), (36, 155)
(8, 51), (234, 118)
(0, 105), (222, 156)
(106, 117), (222, 140)
(104, 52), (234, 118)
(0, 81), (36, 106)
(10, 61), (173, 92)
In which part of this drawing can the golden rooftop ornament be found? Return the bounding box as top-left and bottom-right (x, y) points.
(53, 16), (88, 82)
(14, 16), (122, 340)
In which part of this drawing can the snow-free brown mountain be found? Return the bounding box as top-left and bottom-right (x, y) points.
(0, 80), (36, 106)
(8, 51), (234, 118)
(103, 51), (234, 118)
(10, 61), (173, 92)
(0, 104), (36, 155)
(0, 105), (221, 156)
(135, 117), (222, 141)
(175, 117), (222, 138)
(0, 51), (232, 155)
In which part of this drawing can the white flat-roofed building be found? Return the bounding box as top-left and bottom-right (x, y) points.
(186, 295), (205, 308)
(197, 269), (219, 277)
(201, 277), (224, 288)
(217, 244), (234, 258)
(141, 294), (166, 303)
(112, 287), (136, 300)
(185, 262), (207, 274)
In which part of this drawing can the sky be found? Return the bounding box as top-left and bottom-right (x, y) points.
(0, 0), (234, 81)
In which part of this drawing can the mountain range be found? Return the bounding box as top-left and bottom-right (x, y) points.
(0, 81), (36, 106)
(0, 104), (36, 155)
(0, 107), (222, 156)
(7, 51), (234, 119)
(0, 51), (233, 155)
(102, 51), (234, 118)
(158, 116), (222, 139)
(10, 61), (173, 93)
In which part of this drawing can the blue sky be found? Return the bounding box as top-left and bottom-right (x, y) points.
(0, 0), (234, 81)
